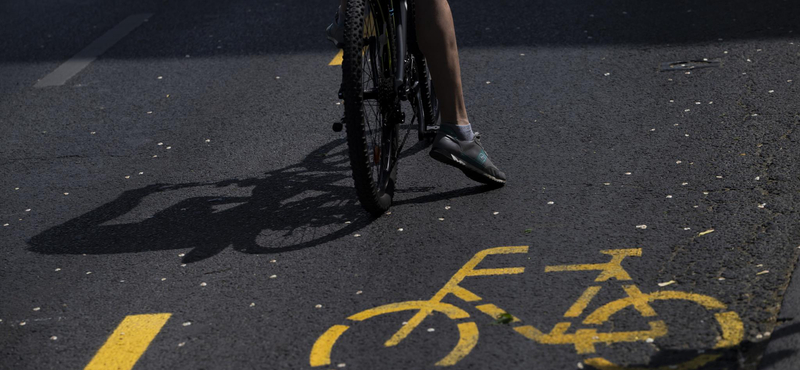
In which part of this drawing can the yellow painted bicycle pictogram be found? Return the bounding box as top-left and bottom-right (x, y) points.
(310, 246), (744, 369)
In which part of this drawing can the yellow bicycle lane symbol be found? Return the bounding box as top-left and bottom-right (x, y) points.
(310, 246), (744, 369)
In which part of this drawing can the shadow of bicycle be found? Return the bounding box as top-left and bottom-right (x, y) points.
(28, 139), (367, 263)
(27, 138), (487, 263)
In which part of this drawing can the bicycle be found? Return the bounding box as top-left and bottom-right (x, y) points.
(310, 247), (744, 369)
(332, 0), (440, 216)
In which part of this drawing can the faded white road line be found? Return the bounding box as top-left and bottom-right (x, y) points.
(34, 13), (152, 88)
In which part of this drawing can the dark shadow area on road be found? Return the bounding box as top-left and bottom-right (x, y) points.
(582, 345), (745, 370)
(765, 320), (800, 342)
(455, 0), (800, 49)
(3, 0), (799, 63)
(27, 138), (484, 263)
(759, 350), (797, 370)
(28, 139), (364, 262)
(579, 323), (800, 370)
(394, 186), (491, 206)
(757, 321), (800, 370)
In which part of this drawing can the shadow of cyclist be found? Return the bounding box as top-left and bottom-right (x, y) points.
(28, 138), (486, 263)
(28, 139), (363, 262)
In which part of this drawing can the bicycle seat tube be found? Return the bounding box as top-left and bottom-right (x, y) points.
(392, 0), (408, 94)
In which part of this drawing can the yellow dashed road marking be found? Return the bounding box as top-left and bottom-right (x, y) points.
(84, 313), (171, 370)
(329, 49), (343, 66)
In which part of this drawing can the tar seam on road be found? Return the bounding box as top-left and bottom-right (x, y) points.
(34, 13), (152, 88)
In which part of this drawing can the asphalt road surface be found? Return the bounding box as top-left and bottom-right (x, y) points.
(2, 0), (800, 369)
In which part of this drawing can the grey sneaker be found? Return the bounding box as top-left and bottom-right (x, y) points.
(429, 128), (507, 186)
(326, 10), (344, 48)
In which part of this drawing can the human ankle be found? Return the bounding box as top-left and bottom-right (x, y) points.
(441, 121), (474, 141)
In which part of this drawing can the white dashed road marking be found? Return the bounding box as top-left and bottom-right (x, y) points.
(34, 14), (152, 87)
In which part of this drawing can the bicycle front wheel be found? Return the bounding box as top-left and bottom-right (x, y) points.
(342, 0), (398, 216)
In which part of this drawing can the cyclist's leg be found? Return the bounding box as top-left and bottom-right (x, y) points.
(416, 0), (507, 184)
(415, 0), (469, 127)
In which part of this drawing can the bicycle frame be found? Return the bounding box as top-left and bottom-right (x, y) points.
(369, 0), (414, 98)
(392, 0), (409, 93)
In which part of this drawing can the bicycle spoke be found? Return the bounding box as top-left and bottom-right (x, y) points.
(359, 13), (390, 190)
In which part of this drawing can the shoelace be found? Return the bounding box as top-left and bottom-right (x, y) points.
(472, 132), (483, 147)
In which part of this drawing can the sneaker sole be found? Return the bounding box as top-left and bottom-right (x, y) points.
(430, 148), (506, 187)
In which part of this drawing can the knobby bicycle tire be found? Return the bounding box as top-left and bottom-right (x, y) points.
(342, 0), (398, 216)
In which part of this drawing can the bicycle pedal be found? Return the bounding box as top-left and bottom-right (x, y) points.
(332, 121), (343, 132)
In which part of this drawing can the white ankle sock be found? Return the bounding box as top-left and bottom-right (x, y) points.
(441, 122), (474, 141)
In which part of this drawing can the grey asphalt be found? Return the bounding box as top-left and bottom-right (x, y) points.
(2, 0), (800, 369)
